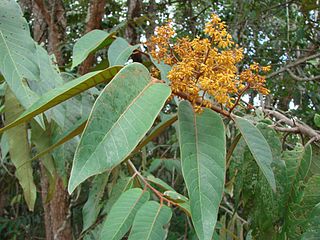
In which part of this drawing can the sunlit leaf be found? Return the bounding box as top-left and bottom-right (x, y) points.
(68, 63), (171, 193)
(0, 66), (121, 133)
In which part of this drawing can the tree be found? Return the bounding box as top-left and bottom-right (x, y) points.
(0, 0), (319, 239)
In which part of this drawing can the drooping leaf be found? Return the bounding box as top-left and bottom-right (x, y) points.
(178, 101), (226, 240)
(82, 171), (110, 232)
(71, 30), (115, 69)
(234, 116), (276, 191)
(108, 37), (140, 66)
(5, 89), (36, 211)
(100, 188), (150, 240)
(128, 201), (172, 240)
(0, 0), (40, 109)
(68, 63), (171, 193)
(0, 66), (121, 133)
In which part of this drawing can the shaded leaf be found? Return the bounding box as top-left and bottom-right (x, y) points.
(71, 30), (115, 69)
(100, 188), (149, 240)
(68, 63), (171, 193)
(82, 171), (110, 232)
(178, 101), (226, 240)
(314, 113), (320, 128)
(5, 89), (36, 211)
(128, 201), (172, 240)
(234, 116), (276, 191)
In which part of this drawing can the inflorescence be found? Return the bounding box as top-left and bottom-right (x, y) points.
(147, 14), (270, 112)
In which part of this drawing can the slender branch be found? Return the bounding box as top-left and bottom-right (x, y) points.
(267, 52), (320, 79)
(286, 68), (320, 81)
(263, 108), (320, 141)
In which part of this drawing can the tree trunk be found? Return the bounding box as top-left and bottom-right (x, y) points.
(78, 0), (107, 75)
(145, 0), (157, 40)
(125, 0), (141, 45)
(30, 1), (71, 239)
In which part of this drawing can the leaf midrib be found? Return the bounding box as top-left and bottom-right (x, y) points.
(75, 80), (154, 179)
(145, 204), (162, 240)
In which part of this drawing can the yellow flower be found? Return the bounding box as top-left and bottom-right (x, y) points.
(147, 14), (270, 112)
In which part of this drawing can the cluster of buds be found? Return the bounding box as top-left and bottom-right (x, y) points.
(147, 14), (270, 112)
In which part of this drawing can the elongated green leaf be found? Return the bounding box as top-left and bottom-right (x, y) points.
(128, 201), (172, 240)
(68, 63), (171, 193)
(178, 101), (226, 240)
(5, 89), (36, 211)
(83, 172), (110, 232)
(163, 190), (188, 203)
(0, 0), (39, 108)
(234, 116), (276, 191)
(100, 188), (150, 240)
(145, 174), (175, 192)
(0, 66), (121, 133)
(71, 30), (115, 69)
(108, 37), (140, 66)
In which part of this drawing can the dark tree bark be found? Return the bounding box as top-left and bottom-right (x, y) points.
(33, 0), (67, 66)
(126, 0), (142, 45)
(28, 2), (71, 239)
(145, 0), (157, 40)
(78, 0), (107, 75)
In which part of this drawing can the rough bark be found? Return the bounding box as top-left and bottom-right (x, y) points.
(145, 0), (157, 40)
(30, 1), (71, 239)
(125, 0), (142, 45)
(78, 0), (107, 75)
(33, 0), (67, 66)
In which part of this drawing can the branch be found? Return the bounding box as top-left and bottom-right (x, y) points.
(267, 52), (320, 79)
(263, 108), (320, 141)
(286, 68), (320, 81)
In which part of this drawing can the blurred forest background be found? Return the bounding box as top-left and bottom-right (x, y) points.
(0, 0), (319, 239)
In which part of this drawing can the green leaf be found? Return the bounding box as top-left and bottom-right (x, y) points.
(68, 63), (171, 193)
(234, 116), (276, 191)
(284, 144), (312, 188)
(31, 119), (87, 161)
(178, 101), (226, 240)
(0, 66), (121, 133)
(71, 30), (115, 69)
(108, 37), (140, 66)
(145, 174), (175, 192)
(0, 0), (39, 108)
(82, 172), (110, 232)
(163, 190), (188, 203)
(128, 201), (172, 240)
(5, 89), (36, 211)
(301, 203), (320, 239)
(103, 176), (134, 214)
(100, 188), (150, 240)
(314, 113), (320, 128)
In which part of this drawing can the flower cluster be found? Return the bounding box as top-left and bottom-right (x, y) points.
(147, 14), (270, 111)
